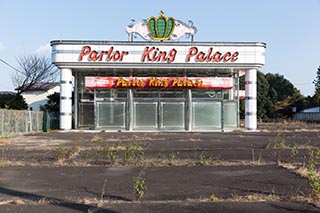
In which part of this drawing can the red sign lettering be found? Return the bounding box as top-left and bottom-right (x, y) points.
(85, 77), (233, 89)
(186, 47), (239, 63)
(78, 46), (129, 62)
(78, 46), (239, 63)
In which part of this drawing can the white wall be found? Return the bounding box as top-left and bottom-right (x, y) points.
(22, 86), (60, 111)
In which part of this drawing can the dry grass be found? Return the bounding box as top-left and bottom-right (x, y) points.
(0, 158), (270, 168)
(280, 163), (319, 178)
(280, 163), (320, 207)
(227, 193), (280, 202)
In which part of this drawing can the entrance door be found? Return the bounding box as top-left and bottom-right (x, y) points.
(133, 89), (186, 130)
(191, 90), (223, 130)
(95, 89), (127, 129)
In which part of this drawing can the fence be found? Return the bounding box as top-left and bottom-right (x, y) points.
(0, 109), (60, 137)
(293, 112), (320, 122)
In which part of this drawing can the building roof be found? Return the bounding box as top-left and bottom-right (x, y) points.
(16, 82), (60, 91)
(0, 91), (16, 95)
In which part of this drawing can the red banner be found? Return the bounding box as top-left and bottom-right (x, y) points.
(85, 77), (233, 89)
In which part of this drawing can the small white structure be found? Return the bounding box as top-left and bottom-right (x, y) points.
(293, 107), (320, 121)
(301, 107), (320, 113)
(19, 83), (60, 111)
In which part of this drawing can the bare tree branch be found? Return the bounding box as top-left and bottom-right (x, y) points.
(12, 55), (58, 95)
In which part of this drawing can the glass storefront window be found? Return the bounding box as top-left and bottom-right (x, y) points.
(133, 102), (158, 129)
(96, 101), (126, 128)
(223, 101), (238, 128)
(160, 102), (185, 129)
(192, 102), (221, 129)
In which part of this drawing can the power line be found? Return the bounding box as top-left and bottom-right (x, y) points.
(0, 58), (21, 73)
(294, 83), (314, 85)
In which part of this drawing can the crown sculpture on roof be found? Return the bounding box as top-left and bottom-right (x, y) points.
(147, 11), (175, 40)
(126, 11), (197, 42)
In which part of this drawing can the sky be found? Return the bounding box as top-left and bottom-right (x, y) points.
(0, 0), (319, 96)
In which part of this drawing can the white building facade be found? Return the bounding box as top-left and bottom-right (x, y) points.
(51, 13), (266, 131)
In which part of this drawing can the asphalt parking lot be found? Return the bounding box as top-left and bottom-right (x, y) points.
(0, 126), (319, 212)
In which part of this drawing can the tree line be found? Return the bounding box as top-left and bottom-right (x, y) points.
(240, 66), (320, 120)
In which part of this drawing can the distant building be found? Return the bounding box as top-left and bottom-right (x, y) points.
(301, 107), (320, 113)
(18, 83), (60, 111)
(293, 107), (320, 121)
(0, 91), (16, 95)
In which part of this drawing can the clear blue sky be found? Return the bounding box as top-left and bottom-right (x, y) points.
(0, 0), (319, 96)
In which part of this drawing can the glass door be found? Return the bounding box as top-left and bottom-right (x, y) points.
(95, 89), (127, 130)
(133, 89), (186, 130)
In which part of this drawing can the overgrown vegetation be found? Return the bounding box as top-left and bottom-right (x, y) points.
(306, 148), (320, 197)
(240, 68), (320, 120)
(53, 146), (79, 161)
(266, 133), (286, 164)
(133, 169), (147, 201)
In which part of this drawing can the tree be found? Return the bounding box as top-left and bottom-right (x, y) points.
(314, 66), (320, 91)
(256, 71), (273, 119)
(40, 92), (60, 112)
(240, 71), (303, 119)
(11, 55), (58, 96)
(265, 73), (295, 103)
(313, 66), (320, 105)
(0, 93), (28, 110)
(239, 71), (273, 119)
(265, 73), (305, 118)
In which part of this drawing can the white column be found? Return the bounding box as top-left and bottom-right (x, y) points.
(245, 69), (257, 130)
(60, 68), (73, 130)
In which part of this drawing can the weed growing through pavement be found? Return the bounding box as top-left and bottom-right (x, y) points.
(105, 147), (118, 163)
(133, 169), (147, 201)
(53, 146), (80, 161)
(136, 149), (145, 162)
(82, 151), (90, 162)
(307, 148), (320, 168)
(168, 152), (175, 164)
(307, 166), (320, 197)
(266, 132), (286, 164)
(290, 145), (299, 163)
(92, 147), (119, 164)
(124, 145), (136, 162)
(100, 178), (107, 204)
(199, 153), (212, 165)
(53, 146), (68, 161)
(123, 144), (145, 163)
(306, 148), (320, 197)
(210, 194), (221, 202)
(157, 148), (166, 160)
